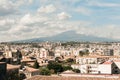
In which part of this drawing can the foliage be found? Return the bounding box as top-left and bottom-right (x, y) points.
(19, 73), (26, 80)
(50, 69), (55, 74)
(79, 51), (84, 56)
(62, 65), (73, 71)
(33, 60), (40, 69)
(55, 57), (61, 62)
(66, 58), (75, 63)
(39, 68), (51, 75)
(16, 50), (22, 59)
(47, 62), (63, 73)
(72, 69), (80, 73)
(79, 49), (89, 56)
(7, 73), (20, 80)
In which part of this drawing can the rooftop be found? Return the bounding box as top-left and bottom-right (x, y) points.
(77, 56), (120, 58)
(61, 70), (75, 74)
(27, 75), (119, 80)
(7, 64), (20, 70)
(0, 62), (6, 64)
(103, 61), (113, 65)
(25, 66), (39, 72)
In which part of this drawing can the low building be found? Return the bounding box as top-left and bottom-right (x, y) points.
(23, 66), (39, 78)
(7, 64), (20, 79)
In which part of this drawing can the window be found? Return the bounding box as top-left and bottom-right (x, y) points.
(115, 71), (118, 74)
(115, 67), (118, 69)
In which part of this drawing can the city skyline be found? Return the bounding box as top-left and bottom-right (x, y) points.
(0, 0), (120, 42)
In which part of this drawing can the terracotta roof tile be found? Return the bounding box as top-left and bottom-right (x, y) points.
(27, 75), (119, 80)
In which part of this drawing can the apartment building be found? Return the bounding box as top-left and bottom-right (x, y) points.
(80, 61), (120, 74)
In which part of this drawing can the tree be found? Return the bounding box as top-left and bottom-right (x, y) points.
(79, 49), (90, 56)
(16, 50), (22, 59)
(19, 73), (26, 80)
(33, 60), (40, 69)
(7, 72), (20, 80)
(47, 62), (63, 74)
(79, 51), (84, 56)
(66, 58), (75, 63)
(62, 65), (72, 71)
(55, 57), (61, 62)
(50, 69), (55, 74)
(72, 69), (80, 73)
(39, 68), (51, 75)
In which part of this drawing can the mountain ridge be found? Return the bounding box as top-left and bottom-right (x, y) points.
(13, 30), (117, 42)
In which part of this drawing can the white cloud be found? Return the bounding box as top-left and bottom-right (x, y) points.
(75, 7), (92, 16)
(76, 24), (120, 40)
(28, 0), (33, 4)
(57, 12), (71, 20)
(0, 0), (120, 42)
(20, 13), (32, 24)
(37, 4), (56, 13)
(0, 0), (17, 16)
(0, 18), (14, 31)
(88, 1), (120, 7)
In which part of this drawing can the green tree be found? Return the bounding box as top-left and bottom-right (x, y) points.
(66, 58), (75, 63)
(47, 62), (63, 74)
(33, 60), (40, 69)
(39, 68), (51, 75)
(79, 49), (89, 56)
(72, 69), (80, 73)
(55, 57), (61, 62)
(62, 65), (72, 71)
(79, 51), (84, 56)
(19, 73), (26, 80)
(7, 73), (20, 80)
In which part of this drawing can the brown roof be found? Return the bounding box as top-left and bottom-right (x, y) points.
(21, 59), (35, 62)
(103, 61), (113, 65)
(25, 66), (39, 72)
(27, 75), (119, 80)
(7, 64), (20, 70)
(0, 62), (6, 64)
(114, 60), (120, 62)
(77, 56), (120, 58)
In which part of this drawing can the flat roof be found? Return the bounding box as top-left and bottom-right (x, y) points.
(25, 66), (39, 72)
(7, 64), (20, 70)
(27, 75), (119, 80)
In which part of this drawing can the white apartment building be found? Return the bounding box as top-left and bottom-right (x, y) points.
(80, 61), (120, 74)
(71, 64), (81, 70)
(36, 48), (48, 58)
(76, 56), (109, 65)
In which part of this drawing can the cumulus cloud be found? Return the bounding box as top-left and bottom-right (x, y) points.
(0, 0), (17, 16)
(75, 7), (92, 16)
(76, 24), (120, 40)
(88, 1), (120, 7)
(0, 0), (34, 16)
(37, 4), (56, 13)
(0, 0), (120, 42)
(0, 19), (14, 31)
(57, 12), (71, 20)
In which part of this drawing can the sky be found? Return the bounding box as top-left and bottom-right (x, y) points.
(0, 0), (120, 42)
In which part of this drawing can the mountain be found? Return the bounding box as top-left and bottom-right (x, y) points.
(13, 30), (117, 42)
